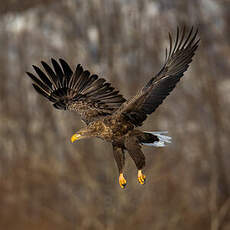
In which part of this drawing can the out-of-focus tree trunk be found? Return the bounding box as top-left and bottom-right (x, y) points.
(0, 0), (56, 15)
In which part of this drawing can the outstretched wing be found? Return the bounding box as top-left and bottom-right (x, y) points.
(116, 27), (199, 126)
(27, 59), (126, 124)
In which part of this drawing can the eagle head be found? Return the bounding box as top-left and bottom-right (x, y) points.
(71, 126), (97, 143)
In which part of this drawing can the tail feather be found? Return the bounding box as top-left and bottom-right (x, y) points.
(142, 131), (172, 147)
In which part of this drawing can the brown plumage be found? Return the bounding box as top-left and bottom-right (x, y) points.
(27, 27), (199, 188)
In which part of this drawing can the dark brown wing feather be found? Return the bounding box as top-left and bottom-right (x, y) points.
(27, 59), (126, 124)
(116, 27), (199, 126)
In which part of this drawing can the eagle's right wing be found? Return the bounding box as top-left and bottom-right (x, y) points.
(27, 59), (126, 124)
(115, 27), (199, 126)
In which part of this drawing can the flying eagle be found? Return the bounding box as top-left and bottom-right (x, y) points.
(27, 27), (199, 188)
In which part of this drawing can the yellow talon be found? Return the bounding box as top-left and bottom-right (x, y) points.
(119, 173), (127, 189)
(138, 170), (146, 185)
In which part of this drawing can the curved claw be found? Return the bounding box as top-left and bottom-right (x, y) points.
(119, 173), (127, 189)
(138, 170), (146, 185)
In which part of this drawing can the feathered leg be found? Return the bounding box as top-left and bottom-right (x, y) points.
(124, 136), (146, 185)
(112, 145), (126, 189)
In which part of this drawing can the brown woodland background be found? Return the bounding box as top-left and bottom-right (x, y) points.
(0, 0), (230, 229)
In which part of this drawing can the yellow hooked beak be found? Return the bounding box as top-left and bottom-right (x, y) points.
(71, 133), (82, 143)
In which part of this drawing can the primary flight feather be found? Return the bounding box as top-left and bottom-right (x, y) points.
(27, 27), (199, 188)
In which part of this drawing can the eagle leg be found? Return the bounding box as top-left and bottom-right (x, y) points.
(125, 135), (146, 185)
(112, 145), (126, 189)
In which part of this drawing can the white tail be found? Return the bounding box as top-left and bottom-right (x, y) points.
(143, 131), (172, 147)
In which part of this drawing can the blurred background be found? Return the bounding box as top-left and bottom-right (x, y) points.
(0, 0), (230, 229)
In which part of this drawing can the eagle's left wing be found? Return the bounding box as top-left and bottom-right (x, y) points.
(27, 59), (126, 124)
(115, 27), (199, 126)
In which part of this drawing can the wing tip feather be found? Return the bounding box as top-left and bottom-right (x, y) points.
(28, 58), (126, 118)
